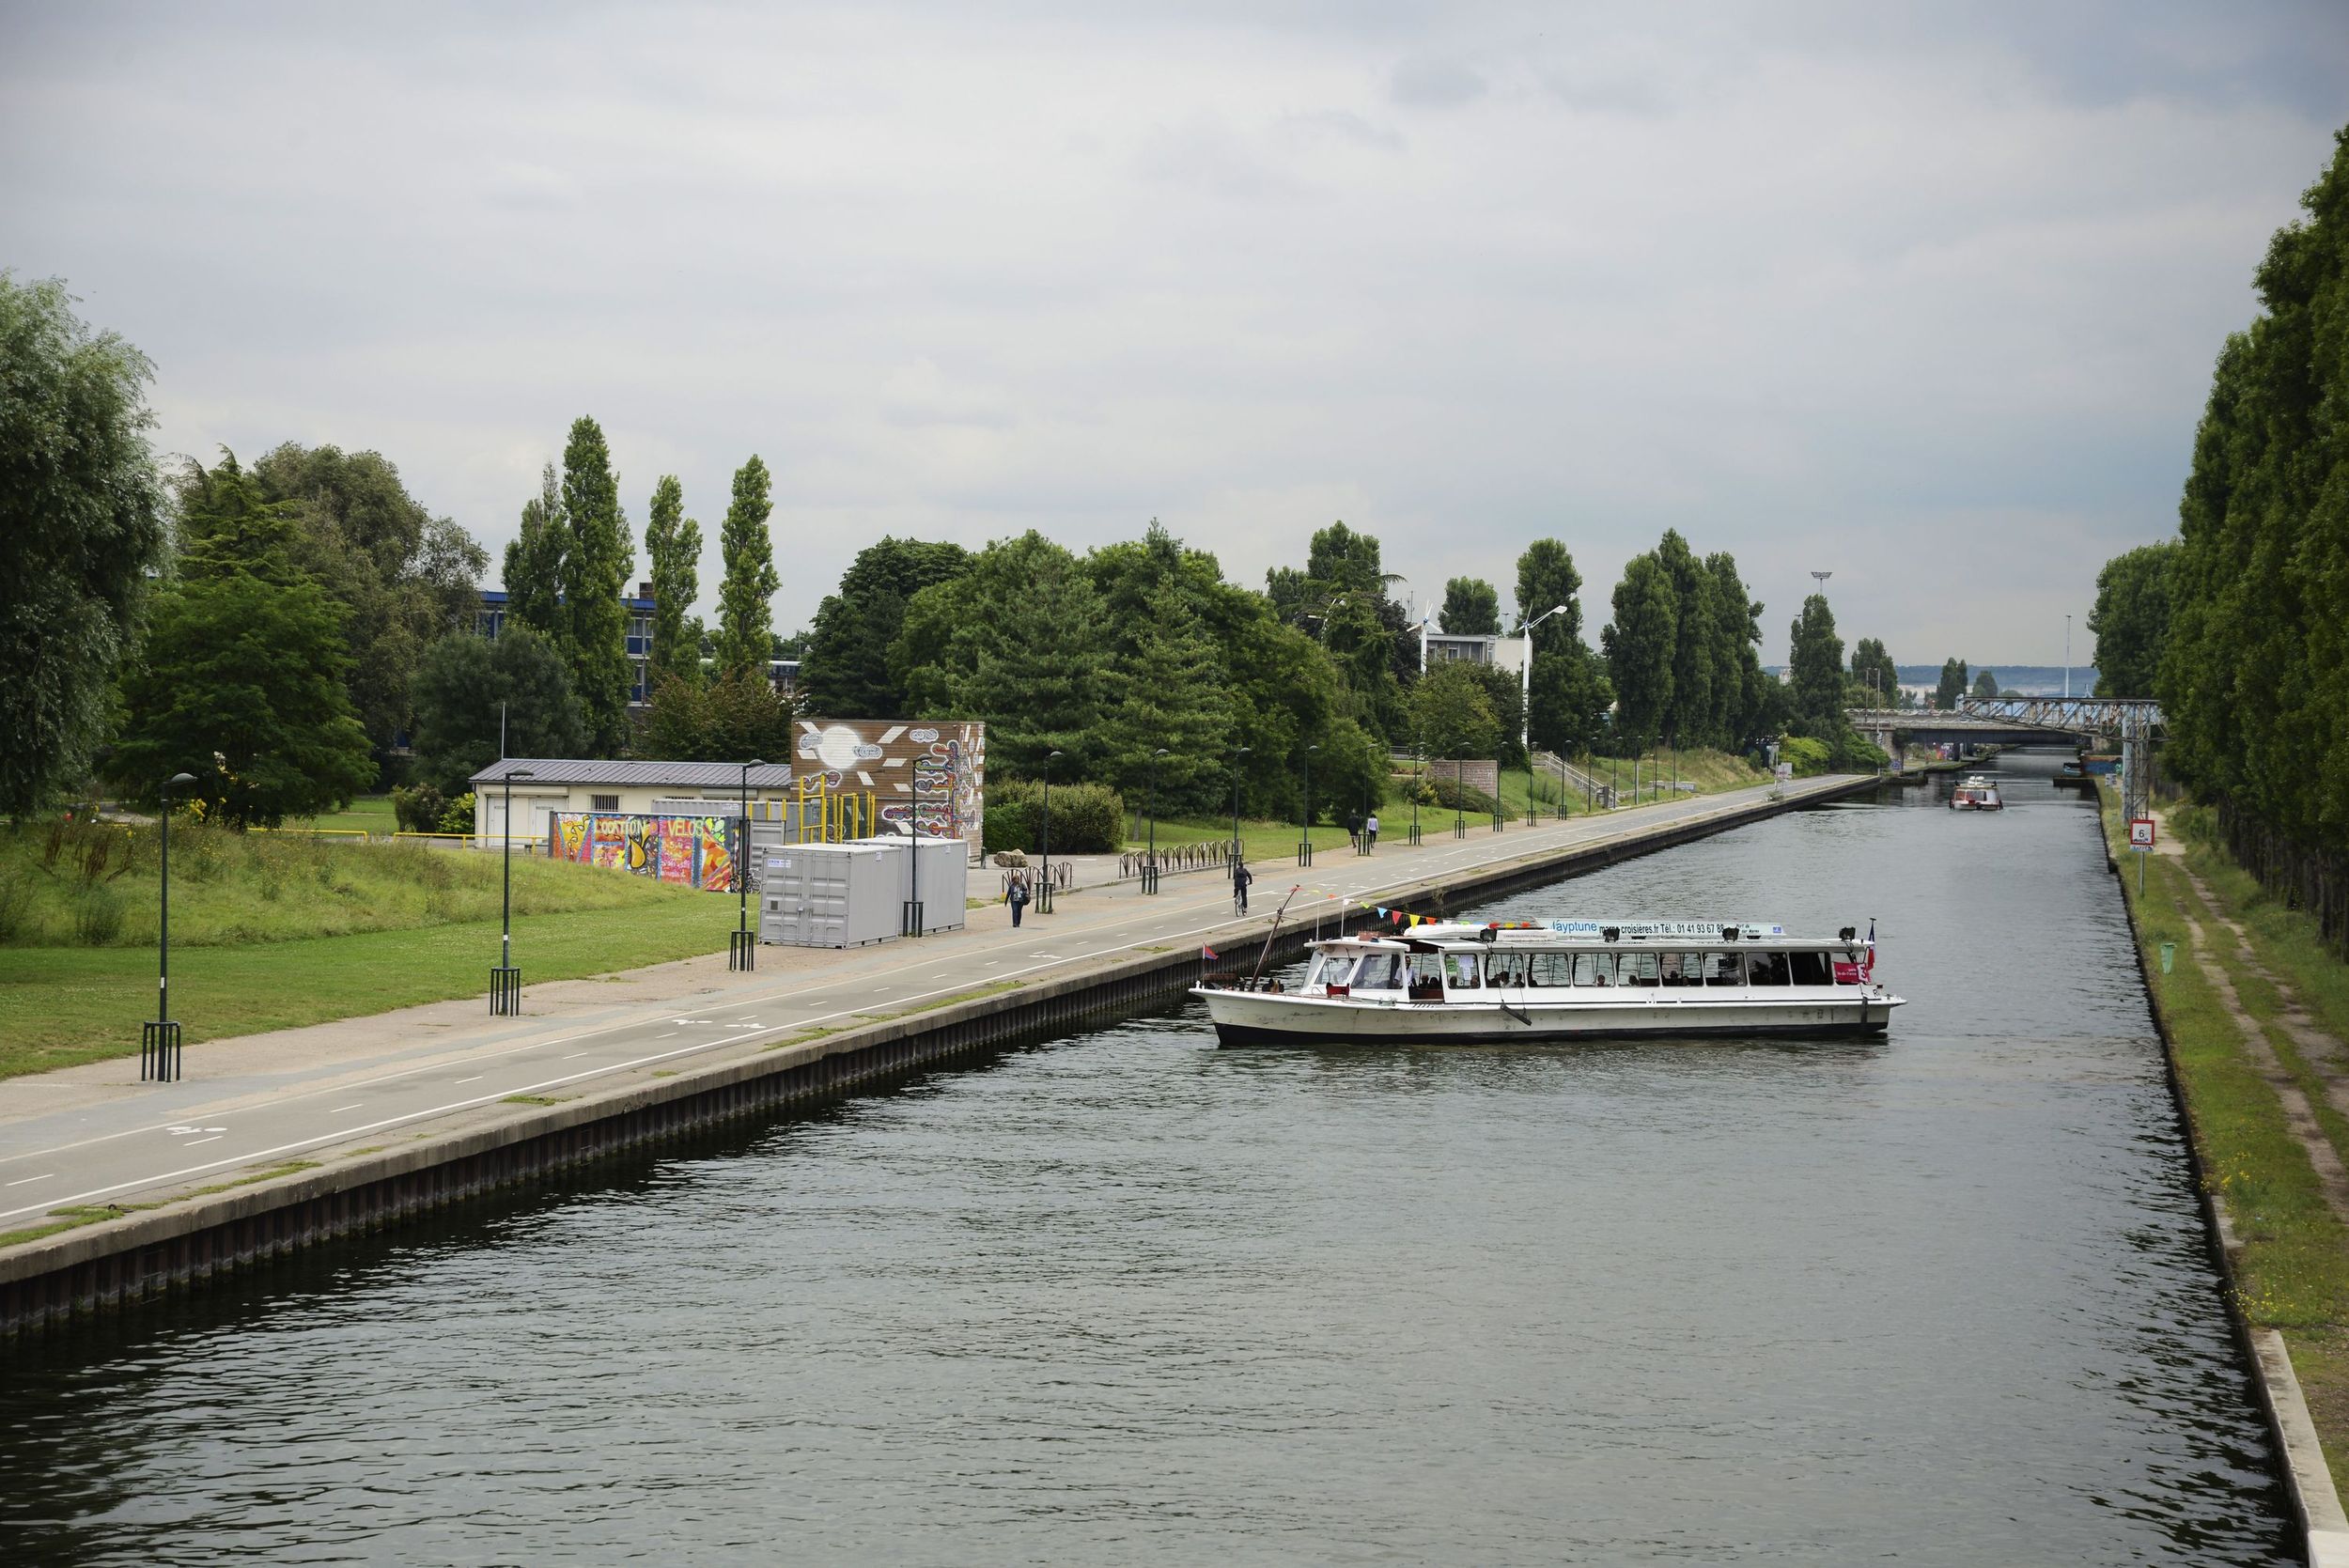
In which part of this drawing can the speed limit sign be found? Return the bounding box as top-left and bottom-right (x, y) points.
(2129, 817), (2155, 849)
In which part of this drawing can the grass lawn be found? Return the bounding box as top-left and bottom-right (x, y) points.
(0, 896), (734, 1080)
(1, 815), (684, 949)
(284, 794), (398, 833)
(2102, 786), (2349, 1493)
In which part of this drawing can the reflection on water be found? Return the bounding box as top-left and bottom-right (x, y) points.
(0, 752), (2294, 1565)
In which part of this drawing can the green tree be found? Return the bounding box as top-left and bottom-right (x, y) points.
(1655, 530), (1719, 748)
(0, 273), (168, 813)
(1933, 658), (1968, 710)
(1602, 555), (1676, 750)
(1439, 576), (1502, 635)
(643, 474), (704, 689)
(1516, 538), (1611, 755)
(638, 666), (792, 764)
(1099, 581), (1234, 815)
(2089, 541), (2177, 698)
(558, 417), (633, 753)
(112, 454), (375, 823)
(1971, 669), (1998, 699)
(409, 624), (587, 794)
(1787, 594), (1846, 728)
(1409, 661), (1502, 762)
(1265, 521), (1408, 738)
(252, 442), (488, 752)
(503, 464), (568, 643)
(957, 536), (1107, 779)
(714, 455), (778, 676)
(802, 536), (972, 717)
(1849, 637), (1898, 705)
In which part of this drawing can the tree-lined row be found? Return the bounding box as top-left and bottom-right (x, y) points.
(2102, 127), (2349, 945)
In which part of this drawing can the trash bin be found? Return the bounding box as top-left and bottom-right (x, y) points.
(2159, 942), (2175, 974)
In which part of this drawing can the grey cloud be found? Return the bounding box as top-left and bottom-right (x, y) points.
(1389, 55), (1487, 108)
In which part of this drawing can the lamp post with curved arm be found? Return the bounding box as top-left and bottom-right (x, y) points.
(1039, 750), (1063, 914)
(1230, 745), (1252, 881)
(1298, 743), (1318, 866)
(143, 770), (199, 1081)
(1145, 747), (1167, 894)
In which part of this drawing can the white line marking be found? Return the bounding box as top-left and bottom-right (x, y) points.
(183, 1136), (223, 1147)
(328, 1103), (364, 1113)
(454, 1076), (483, 1084)
(562, 1053), (587, 1060)
(5, 1173), (54, 1187)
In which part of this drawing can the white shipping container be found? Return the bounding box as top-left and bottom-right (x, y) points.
(846, 837), (969, 935)
(758, 842), (901, 947)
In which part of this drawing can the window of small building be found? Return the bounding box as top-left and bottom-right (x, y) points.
(1747, 951), (1794, 986)
(1789, 950), (1832, 986)
(592, 794), (620, 812)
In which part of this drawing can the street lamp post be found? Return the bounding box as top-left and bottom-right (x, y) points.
(1230, 745), (1252, 881)
(1144, 748), (1167, 894)
(1410, 738), (1423, 846)
(732, 759), (765, 968)
(491, 767), (536, 1013)
(904, 753), (924, 939)
(142, 770), (198, 1081)
(1299, 743), (1317, 866)
(1039, 750), (1063, 914)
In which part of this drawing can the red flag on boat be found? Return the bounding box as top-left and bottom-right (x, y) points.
(1201, 944), (1218, 960)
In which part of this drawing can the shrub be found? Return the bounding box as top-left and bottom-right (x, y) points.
(72, 883), (126, 945)
(437, 792), (476, 835)
(391, 783), (446, 834)
(1424, 770), (1516, 822)
(1779, 736), (1831, 777)
(982, 802), (1032, 855)
(987, 779), (1126, 853)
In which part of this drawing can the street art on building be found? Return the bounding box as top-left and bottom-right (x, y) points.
(793, 719), (986, 842)
(549, 813), (739, 891)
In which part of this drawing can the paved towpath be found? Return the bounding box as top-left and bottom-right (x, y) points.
(0, 775), (1863, 1228)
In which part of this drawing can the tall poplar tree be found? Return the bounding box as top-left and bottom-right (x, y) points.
(503, 463), (568, 644)
(644, 474), (703, 689)
(558, 418), (633, 753)
(1515, 538), (1610, 755)
(1655, 530), (1718, 748)
(1602, 555), (1676, 750)
(1787, 595), (1846, 726)
(714, 454), (779, 676)
(1439, 576), (1502, 635)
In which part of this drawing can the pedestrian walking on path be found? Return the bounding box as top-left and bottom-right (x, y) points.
(1365, 811), (1380, 850)
(1234, 862), (1253, 915)
(1008, 873), (1029, 927)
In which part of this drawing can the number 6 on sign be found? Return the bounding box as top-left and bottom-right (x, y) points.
(2129, 818), (2155, 849)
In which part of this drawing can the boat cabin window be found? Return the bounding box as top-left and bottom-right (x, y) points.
(1787, 950), (1831, 986)
(1530, 952), (1575, 987)
(1359, 953), (1405, 990)
(1660, 952), (1704, 987)
(1447, 954), (1481, 988)
(1746, 951), (1792, 986)
(1302, 955), (1330, 988)
(1574, 952), (1616, 986)
(1621, 951), (1661, 987)
(1486, 953), (1532, 987)
(1703, 952), (1743, 987)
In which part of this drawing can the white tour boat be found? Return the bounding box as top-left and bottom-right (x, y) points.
(1194, 919), (1903, 1047)
(1949, 776), (2003, 811)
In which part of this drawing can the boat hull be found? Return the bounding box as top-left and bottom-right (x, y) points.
(1194, 987), (1899, 1047)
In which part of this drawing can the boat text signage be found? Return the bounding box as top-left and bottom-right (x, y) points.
(1545, 920), (1789, 941)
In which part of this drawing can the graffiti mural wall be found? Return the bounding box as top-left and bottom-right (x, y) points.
(793, 719), (986, 844)
(548, 813), (740, 892)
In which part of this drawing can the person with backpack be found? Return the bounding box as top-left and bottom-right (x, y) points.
(1233, 861), (1253, 915)
(1008, 872), (1030, 927)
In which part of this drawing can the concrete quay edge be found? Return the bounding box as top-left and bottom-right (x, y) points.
(0, 770), (1876, 1330)
(2102, 789), (2344, 1563)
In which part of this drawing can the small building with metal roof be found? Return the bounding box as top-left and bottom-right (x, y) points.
(467, 758), (797, 849)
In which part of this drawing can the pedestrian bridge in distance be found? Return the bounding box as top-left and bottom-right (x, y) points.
(1844, 697), (2164, 750)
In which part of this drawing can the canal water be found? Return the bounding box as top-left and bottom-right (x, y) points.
(0, 753), (2295, 1565)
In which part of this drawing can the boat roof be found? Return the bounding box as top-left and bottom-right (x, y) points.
(1313, 919), (1865, 950)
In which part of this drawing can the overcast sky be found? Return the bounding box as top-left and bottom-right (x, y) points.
(6, 2), (2342, 667)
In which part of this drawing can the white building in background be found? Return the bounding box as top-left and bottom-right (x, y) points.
(1422, 631), (1529, 676)
(467, 758), (797, 848)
